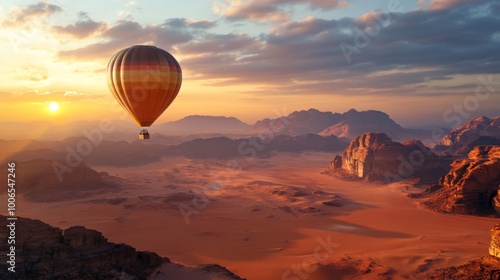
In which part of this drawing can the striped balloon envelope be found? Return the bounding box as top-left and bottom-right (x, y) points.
(107, 45), (182, 139)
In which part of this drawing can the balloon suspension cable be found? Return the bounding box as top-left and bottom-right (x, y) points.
(139, 128), (150, 140)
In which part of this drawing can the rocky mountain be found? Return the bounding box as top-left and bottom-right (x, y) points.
(253, 108), (407, 140)
(0, 215), (244, 280)
(329, 133), (448, 183)
(0, 159), (116, 202)
(319, 109), (404, 139)
(159, 115), (251, 134)
(434, 116), (500, 156)
(424, 146), (500, 215)
(253, 108), (343, 136)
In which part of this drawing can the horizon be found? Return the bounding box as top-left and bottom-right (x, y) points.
(0, 0), (499, 129)
(0, 107), (498, 129)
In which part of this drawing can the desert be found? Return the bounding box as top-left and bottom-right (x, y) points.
(1, 1), (500, 278)
(1, 123), (499, 279)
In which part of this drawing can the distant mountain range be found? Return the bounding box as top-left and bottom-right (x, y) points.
(159, 115), (251, 134)
(1, 109), (496, 143)
(434, 116), (500, 156)
(3, 133), (348, 167)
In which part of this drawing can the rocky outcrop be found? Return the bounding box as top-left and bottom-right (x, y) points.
(425, 146), (500, 215)
(490, 224), (500, 258)
(330, 133), (447, 183)
(424, 256), (500, 279)
(435, 116), (500, 156)
(0, 215), (163, 279)
(0, 215), (244, 280)
(443, 146), (500, 214)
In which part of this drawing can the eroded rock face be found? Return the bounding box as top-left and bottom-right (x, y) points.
(436, 116), (500, 156)
(426, 146), (500, 215)
(490, 224), (500, 258)
(0, 215), (164, 279)
(330, 133), (445, 183)
(0, 215), (244, 280)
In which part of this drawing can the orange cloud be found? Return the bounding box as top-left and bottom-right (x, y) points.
(425, 0), (474, 10)
(2, 1), (62, 29)
(52, 12), (107, 39)
(213, 0), (348, 22)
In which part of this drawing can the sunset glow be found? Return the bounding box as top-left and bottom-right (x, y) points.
(0, 0), (498, 127)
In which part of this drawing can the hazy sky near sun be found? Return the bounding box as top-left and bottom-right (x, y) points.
(0, 0), (499, 127)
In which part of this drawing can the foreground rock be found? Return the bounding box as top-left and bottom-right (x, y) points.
(435, 116), (500, 156)
(490, 224), (500, 258)
(424, 146), (500, 215)
(0, 215), (244, 280)
(330, 133), (447, 183)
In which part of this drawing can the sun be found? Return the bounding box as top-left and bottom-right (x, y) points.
(49, 102), (59, 112)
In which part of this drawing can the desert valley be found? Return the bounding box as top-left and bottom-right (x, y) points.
(1, 108), (499, 279)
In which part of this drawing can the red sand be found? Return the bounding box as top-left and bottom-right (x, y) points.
(8, 152), (497, 279)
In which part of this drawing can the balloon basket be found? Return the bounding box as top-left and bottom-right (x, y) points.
(139, 129), (150, 140)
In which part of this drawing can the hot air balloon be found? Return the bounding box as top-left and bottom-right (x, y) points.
(107, 45), (182, 139)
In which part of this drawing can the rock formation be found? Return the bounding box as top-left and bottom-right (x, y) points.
(330, 133), (446, 183)
(490, 224), (500, 258)
(435, 116), (500, 156)
(424, 146), (500, 215)
(0, 215), (244, 280)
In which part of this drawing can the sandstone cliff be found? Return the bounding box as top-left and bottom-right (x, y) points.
(330, 133), (447, 183)
(424, 146), (500, 215)
(435, 116), (500, 156)
(490, 224), (500, 258)
(0, 215), (244, 280)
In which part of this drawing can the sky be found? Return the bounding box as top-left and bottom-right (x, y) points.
(0, 0), (499, 127)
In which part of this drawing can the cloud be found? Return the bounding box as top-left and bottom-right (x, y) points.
(57, 1), (500, 97)
(52, 12), (107, 39)
(164, 18), (217, 29)
(180, 33), (260, 55)
(2, 1), (62, 29)
(180, 2), (500, 95)
(213, 0), (348, 22)
(30, 73), (48, 82)
(4, 90), (102, 103)
(57, 18), (217, 61)
(425, 0), (476, 10)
